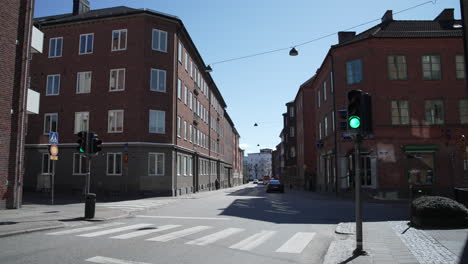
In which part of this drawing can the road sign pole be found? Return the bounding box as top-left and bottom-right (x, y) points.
(354, 134), (364, 255)
(51, 159), (55, 205)
(86, 156), (92, 194)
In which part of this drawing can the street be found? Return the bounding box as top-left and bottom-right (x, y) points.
(0, 184), (409, 264)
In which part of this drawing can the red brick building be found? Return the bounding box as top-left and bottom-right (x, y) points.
(311, 9), (468, 198)
(24, 2), (241, 197)
(0, 0), (42, 208)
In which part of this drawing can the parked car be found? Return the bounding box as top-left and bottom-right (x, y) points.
(266, 180), (284, 193)
(253, 179), (258, 184)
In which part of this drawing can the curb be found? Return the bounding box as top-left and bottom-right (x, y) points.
(0, 224), (64, 238)
(335, 222), (355, 235)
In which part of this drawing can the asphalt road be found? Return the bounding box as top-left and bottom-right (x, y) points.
(0, 184), (408, 264)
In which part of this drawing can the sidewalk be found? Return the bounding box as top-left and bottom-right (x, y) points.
(324, 221), (468, 264)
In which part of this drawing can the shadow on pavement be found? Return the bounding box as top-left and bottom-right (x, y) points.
(220, 185), (409, 224)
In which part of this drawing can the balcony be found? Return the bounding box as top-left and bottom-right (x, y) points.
(27, 89), (40, 114)
(31, 26), (44, 53)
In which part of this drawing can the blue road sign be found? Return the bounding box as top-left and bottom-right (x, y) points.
(49, 132), (59, 144)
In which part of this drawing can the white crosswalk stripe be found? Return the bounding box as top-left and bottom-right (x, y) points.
(229, 230), (277, 251)
(146, 226), (212, 242)
(46, 222), (125, 235)
(97, 200), (175, 212)
(86, 256), (152, 264)
(78, 224), (153, 237)
(186, 228), (244, 246)
(110, 225), (181, 239)
(275, 232), (315, 253)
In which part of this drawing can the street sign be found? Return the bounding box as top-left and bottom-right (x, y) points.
(49, 132), (59, 144)
(49, 144), (59, 160)
(50, 156), (58, 160)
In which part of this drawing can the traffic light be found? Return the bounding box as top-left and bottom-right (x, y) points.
(347, 90), (373, 135)
(76, 131), (89, 153)
(91, 133), (102, 154)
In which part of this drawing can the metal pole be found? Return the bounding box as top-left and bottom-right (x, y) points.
(86, 157), (91, 194)
(51, 159), (55, 205)
(354, 135), (363, 254)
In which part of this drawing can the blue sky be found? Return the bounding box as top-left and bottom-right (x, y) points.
(35, 0), (461, 155)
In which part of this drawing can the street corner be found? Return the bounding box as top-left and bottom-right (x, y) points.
(335, 222), (355, 235)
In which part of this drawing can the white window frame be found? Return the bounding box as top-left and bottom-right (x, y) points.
(184, 86), (188, 105)
(149, 110), (165, 134)
(185, 52), (188, 71)
(48, 37), (63, 58)
(323, 81), (327, 101)
(148, 153), (165, 176)
(41, 153), (54, 174)
(74, 112), (89, 134)
(107, 153), (122, 176)
(178, 42), (183, 62)
(43, 113), (58, 135)
(324, 116), (328, 137)
(46, 74), (60, 96)
(189, 92), (193, 110)
(184, 121), (187, 140)
(109, 68), (125, 92)
(189, 125), (193, 142)
(177, 116), (181, 138)
(152, 29), (167, 52)
(73, 153), (88, 175)
(111, 29), (127, 51)
(177, 79), (182, 99)
(76, 71), (92, 94)
(79, 33), (94, 55)
(108, 110), (124, 133)
(150, 68), (166, 92)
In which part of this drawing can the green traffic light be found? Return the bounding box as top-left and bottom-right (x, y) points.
(79, 147), (85, 153)
(349, 116), (361, 129)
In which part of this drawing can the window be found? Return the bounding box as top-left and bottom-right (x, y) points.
(289, 106), (294, 117)
(290, 147), (296, 158)
(42, 153), (54, 174)
(422, 55), (441, 80)
(150, 69), (166, 92)
(183, 156), (188, 176)
(184, 121), (187, 140)
(74, 112), (89, 134)
(178, 42), (182, 62)
(290, 127), (295, 137)
(324, 116), (328, 137)
(73, 153), (88, 174)
(79, 33), (93, 54)
(190, 60), (193, 78)
(107, 153), (122, 176)
(148, 153), (164, 176)
(176, 79), (182, 99)
(387, 55), (407, 80)
(319, 122), (322, 140)
(108, 110), (124, 133)
(76, 71), (92, 93)
(49, 37), (62, 58)
(177, 116), (181, 137)
(391, 100), (410, 125)
(44, 113), (58, 135)
(46, 74), (60, 96)
(152, 29), (167, 52)
(177, 154), (181, 175)
(332, 111), (335, 132)
(184, 86), (188, 105)
(149, 110), (165, 133)
(317, 90), (321, 108)
(185, 52), (188, 71)
(109, 69), (125, 91)
(425, 100), (444, 125)
(460, 100), (468, 124)
(111, 29), (127, 51)
(456, 55), (465, 80)
(323, 81), (327, 101)
(189, 92), (193, 110)
(346, 59), (363, 84)
(407, 152), (434, 185)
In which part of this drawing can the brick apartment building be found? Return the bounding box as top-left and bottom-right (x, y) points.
(279, 103), (297, 188)
(24, 1), (242, 197)
(0, 0), (43, 209)
(309, 8), (468, 198)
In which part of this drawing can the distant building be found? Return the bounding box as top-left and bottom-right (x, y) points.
(244, 149), (272, 180)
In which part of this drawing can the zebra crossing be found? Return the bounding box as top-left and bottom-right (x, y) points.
(96, 199), (176, 212)
(46, 222), (316, 254)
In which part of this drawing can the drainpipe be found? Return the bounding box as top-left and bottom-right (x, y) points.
(330, 52), (340, 196)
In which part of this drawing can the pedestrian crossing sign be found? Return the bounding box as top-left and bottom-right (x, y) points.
(49, 132), (59, 144)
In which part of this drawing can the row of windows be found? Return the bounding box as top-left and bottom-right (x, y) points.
(346, 55), (465, 85)
(178, 42), (209, 100)
(43, 152), (163, 176)
(45, 68), (166, 95)
(177, 79), (209, 124)
(48, 28), (166, 58)
(43, 109), (165, 135)
(177, 154), (193, 177)
(176, 116), (209, 149)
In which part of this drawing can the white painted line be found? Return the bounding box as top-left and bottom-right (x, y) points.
(275, 232), (316, 253)
(46, 222), (125, 235)
(186, 228), (244, 246)
(136, 215), (230, 220)
(97, 205), (152, 208)
(147, 226), (212, 242)
(110, 225), (181, 239)
(78, 224), (153, 237)
(229, 230), (276, 251)
(86, 256), (152, 264)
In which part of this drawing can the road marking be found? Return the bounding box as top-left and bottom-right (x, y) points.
(110, 225), (181, 239)
(186, 228), (244, 246)
(135, 215), (230, 220)
(147, 226), (212, 242)
(46, 222), (125, 235)
(86, 256), (152, 264)
(78, 224), (153, 237)
(275, 232), (316, 253)
(229, 230), (276, 251)
(98, 205), (153, 208)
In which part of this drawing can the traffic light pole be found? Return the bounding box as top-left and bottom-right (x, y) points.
(353, 134), (364, 255)
(86, 156), (92, 194)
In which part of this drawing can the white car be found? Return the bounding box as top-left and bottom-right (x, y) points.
(253, 179), (258, 184)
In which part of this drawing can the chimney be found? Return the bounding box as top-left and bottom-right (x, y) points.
(338, 31), (356, 44)
(434, 8), (454, 22)
(73, 0), (90, 15)
(381, 10), (393, 23)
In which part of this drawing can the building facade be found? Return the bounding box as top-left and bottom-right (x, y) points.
(24, 2), (240, 197)
(244, 149), (272, 181)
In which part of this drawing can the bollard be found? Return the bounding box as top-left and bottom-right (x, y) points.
(85, 193), (96, 219)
